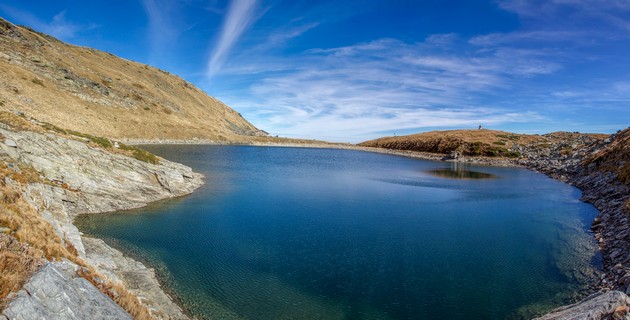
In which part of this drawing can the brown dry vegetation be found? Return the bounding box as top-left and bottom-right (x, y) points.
(585, 128), (630, 184)
(0, 162), (155, 319)
(0, 233), (44, 310)
(0, 17), (263, 141)
(0, 124), (155, 318)
(359, 129), (610, 158)
(359, 129), (542, 157)
(1, 110), (160, 165)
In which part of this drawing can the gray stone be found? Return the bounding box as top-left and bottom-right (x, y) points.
(4, 139), (16, 148)
(2, 261), (132, 320)
(83, 237), (189, 320)
(0, 126), (200, 319)
(535, 291), (630, 320)
(0, 128), (203, 216)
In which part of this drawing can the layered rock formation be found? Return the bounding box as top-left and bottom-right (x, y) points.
(1, 121), (202, 319)
(2, 260), (132, 320)
(536, 291), (630, 320)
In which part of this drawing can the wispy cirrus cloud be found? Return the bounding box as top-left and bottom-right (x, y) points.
(207, 0), (261, 79)
(215, 37), (554, 142)
(205, 0), (630, 141)
(0, 5), (95, 40)
(140, 0), (187, 65)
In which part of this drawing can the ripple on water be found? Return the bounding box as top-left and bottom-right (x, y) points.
(75, 146), (601, 320)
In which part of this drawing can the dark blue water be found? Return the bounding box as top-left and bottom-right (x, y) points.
(75, 146), (601, 320)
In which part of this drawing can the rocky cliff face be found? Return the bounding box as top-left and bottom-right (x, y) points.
(0, 17), (265, 141)
(1, 121), (202, 319)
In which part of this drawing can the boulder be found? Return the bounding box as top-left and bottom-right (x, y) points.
(2, 260), (132, 320)
(536, 291), (630, 320)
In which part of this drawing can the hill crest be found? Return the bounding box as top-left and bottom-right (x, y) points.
(0, 17), (266, 141)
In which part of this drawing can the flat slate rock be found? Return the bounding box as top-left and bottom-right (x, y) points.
(2, 260), (131, 320)
(536, 290), (630, 320)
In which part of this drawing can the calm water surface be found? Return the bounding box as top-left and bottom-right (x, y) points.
(76, 146), (601, 320)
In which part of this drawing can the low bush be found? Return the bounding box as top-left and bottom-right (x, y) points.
(67, 131), (113, 149)
(119, 143), (159, 164)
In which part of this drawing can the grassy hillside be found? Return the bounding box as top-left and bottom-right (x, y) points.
(586, 128), (630, 184)
(0, 17), (265, 141)
(359, 129), (609, 158)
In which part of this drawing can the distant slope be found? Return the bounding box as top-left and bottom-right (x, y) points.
(359, 129), (609, 158)
(0, 17), (266, 141)
(586, 127), (630, 185)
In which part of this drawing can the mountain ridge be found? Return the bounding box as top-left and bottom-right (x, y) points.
(0, 17), (266, 141)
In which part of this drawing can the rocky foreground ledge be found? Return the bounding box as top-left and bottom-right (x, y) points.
(1, 123), (203, 319)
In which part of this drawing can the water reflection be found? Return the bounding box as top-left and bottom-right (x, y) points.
(428, 163), (495, 179)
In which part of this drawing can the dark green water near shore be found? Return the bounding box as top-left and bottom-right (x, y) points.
(76, 146), (601, 319)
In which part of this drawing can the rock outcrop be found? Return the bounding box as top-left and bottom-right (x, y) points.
(1, 124), (202, 319)
(2, 260), (132, 320)
(535, 290), (630, 320)
(82, 237), (188, 320)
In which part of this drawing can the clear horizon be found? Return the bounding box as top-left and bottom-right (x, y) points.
(2, 0), (629, 142)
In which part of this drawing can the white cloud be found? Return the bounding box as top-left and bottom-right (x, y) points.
(207, 1), (629, 141)
(215, 38), (553, 142)
(207, 0), (260, 79)
(140, 0), (184, 65)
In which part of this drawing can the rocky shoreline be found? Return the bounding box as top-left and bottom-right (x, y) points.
(3, 127), (629, 319)
(354, 130), (630, 319)
(1, 125), (203, 319)
(117, 133), (630, 318)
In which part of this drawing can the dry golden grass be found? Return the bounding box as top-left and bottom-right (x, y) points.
(585, 128), (630, 184)
(78, 268), (154, 320)
(359, 129), (610, 158)
(359, 129), (537, 157)
(0, 17), (261, 142)
(0, 111), (42, 132)
(0, 233), (44, 309)
(0, 164), (70, 261)
(0, 162), (155, 319)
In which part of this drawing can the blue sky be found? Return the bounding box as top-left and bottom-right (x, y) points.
(1, 0), (629, 142)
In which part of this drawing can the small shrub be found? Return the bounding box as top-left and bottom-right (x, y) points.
(67, 130), (113, 149)
(493, 141), (506, 146)
(118, 143), (159, 164)
(31, 78), (44, 86)
(131, 93), (144, 101)
(505, 151), (521, 158)
(42, 123), (67, 134)
(132, 149), (159, 164)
